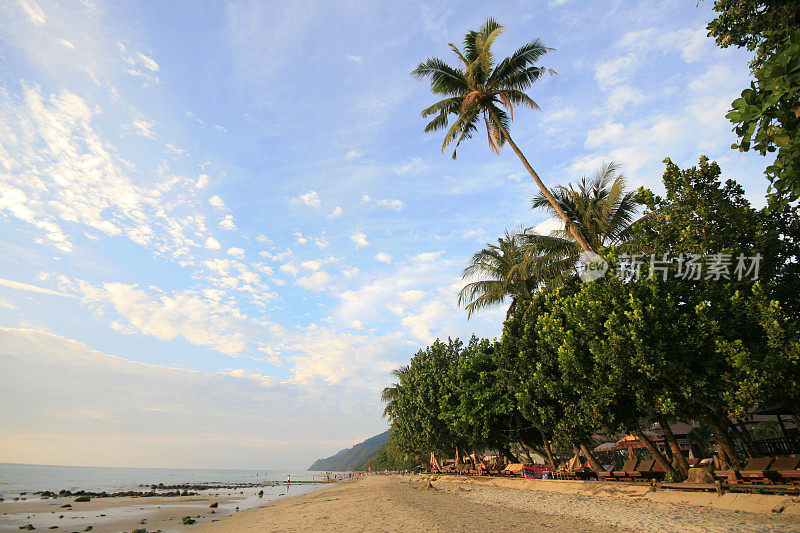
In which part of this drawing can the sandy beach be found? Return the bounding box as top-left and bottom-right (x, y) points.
(195, 475), (800, 533)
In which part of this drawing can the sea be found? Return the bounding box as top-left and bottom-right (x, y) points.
(0, 463), (344, 532)
(0, 462), (335, 494)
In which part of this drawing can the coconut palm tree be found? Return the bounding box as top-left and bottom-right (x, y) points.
(531, 162), (639, 251)
(460, 164), (640, 317)
(411, 18), (595, 254)
(381, 366), (407, 421)
(458, 229), (539, 318)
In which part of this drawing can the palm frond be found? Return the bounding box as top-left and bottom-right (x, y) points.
(488, 38), (550, 86)
(411, 58), (469, 95)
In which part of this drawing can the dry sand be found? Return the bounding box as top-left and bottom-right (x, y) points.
(197, 475), (800, 533)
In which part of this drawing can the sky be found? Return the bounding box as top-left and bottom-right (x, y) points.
(0, 0), (773, 470)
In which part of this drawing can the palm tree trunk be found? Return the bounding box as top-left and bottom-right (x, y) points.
(488, 109), (595, 254)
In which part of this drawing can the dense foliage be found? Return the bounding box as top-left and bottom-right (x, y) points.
(382, 159), (800, 475)
(708, 2), (800, 202)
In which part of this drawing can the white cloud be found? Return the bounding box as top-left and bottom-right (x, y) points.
(301, 260), (321, 271)
(220, 368), (275, 387)
(163, 143), (188, 157)
(0, 278), (75, 298)
(341, 267), (359, 279)
(360, 194), (370, 203)
(18, 1), (45, 26)
(350, 232), (369, 248)
(595, 53), (637, 89)
(227, 247), (245, 259)
(346, 150), (359, 159)
(415, 251), (443, 262)
(328, 205), (343, 218)
(0, 86), (211, 257)
(124, 118), (156, 139)
(121, 48), (161, 86)
(400, 300), (449, 344)
(533, 217), (563, 236)
(57, 280), (250, 355)
(0, 327), (384, 469)
(463, 229), (485, 239)
(205, 237), (221, 250)
(296, 271), (330, 292)
(260, 249), (292, 262)
(296, 190), (321, 208)
(394, 157), (426, 175)
(346, 54), (362, 63)
(294, 231), (308, 245)
(280, 263), (299, 276)
(218, 214), (237, 231)
(586, 122), (626, 148)
(209, 195), (227, 210)
(374, 252), (392, 264)
(375, 198), (405, 212)
(607, 85), (644, 111)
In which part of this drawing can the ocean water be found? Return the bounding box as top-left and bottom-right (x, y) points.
(0, 463), (346, 532)
(0, 462), (338, 495)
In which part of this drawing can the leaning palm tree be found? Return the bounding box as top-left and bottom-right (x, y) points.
(412, 18), (595, 254)
(381, 366), (407, 421)
(531, 162), (639, 251)
(461, 164), (640, 317)
(458, 228), (543, 318)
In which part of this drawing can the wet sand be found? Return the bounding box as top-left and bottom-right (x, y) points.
(197, 475), (800, 533)
(0, 483), (319, 532)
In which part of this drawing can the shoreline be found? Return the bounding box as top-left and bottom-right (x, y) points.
(194, 474), (800, 532)
(0, 481), (330, 532)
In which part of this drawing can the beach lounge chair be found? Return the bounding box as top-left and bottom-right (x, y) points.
(613, 458), (639, 481)
(628, 459), (653, 481)
(597, 465), (616, 481)
(772, 456), (800, 484)
(503, 463), (524, 477)
(739, 457), (774, 484)
(714, 466), (739, 483)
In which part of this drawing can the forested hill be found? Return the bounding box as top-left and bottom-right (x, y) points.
(307, 431), (389, 471)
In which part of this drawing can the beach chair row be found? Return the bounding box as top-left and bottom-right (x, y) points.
(596, 458), (665, 482)
(715, 456), (800, 485)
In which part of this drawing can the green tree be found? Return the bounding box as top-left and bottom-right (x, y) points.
(383, 339), (466, 465)
(707, 2), (800, 201)
(439, 337), (540, 463)
(411, 19), (594, 253)
(727, 30), (800, 202)
(627, 156), (800, 467)
(707, 0), (800, 69)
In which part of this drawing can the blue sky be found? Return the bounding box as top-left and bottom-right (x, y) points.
(0, 0), (772, 469)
